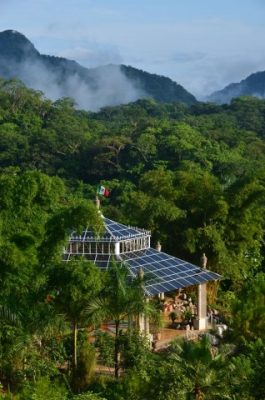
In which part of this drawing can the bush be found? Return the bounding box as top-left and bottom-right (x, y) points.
(94, 331), (115, 368)
(72, 342), (96, 393)
(72, 393), (107, 400)
(19, 377), (68, 400)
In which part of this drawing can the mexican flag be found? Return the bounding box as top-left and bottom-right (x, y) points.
(97, 185), (110, 197)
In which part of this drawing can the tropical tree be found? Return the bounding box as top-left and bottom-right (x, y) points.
(49, 260), (103, 375)
(0, 169), (103, 390)
(231, 273), (265, 342)
(166, 337), (231, 400)
(88, 261), (153, 378)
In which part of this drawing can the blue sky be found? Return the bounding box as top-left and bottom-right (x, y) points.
(1, 0), (265, 97)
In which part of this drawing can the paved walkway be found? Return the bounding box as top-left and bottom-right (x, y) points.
(154, 328), (202, 350)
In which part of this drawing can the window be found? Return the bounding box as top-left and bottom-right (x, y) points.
(84, 242), (91, 253)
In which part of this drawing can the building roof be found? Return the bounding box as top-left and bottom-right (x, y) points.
(70, 217), (150, 242)
(65, 215), (221, 295)
(119, 248), (220, 296)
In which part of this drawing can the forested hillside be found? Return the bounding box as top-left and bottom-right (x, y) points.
(0, 78), (264, 399)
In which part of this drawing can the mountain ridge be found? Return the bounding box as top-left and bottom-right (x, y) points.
(208, 70), (265, 104)
(0, 29), (197, 110)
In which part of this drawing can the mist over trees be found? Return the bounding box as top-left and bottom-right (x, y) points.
(0, 30), (197, 111)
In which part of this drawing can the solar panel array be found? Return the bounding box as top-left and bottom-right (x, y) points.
(66, 216), (221, 295)
(104, 218), (150, 239)
(70, 217), (149, 242)
(63, 252), (112, 269)
(119, 248), (221, 295)
(64, 246), (221, 295)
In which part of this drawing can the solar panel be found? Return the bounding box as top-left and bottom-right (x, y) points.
(66, 215), (221, 295)
(119, 248), (221, 295)
(69, 217), (150, 242)
(104, 218), (149, 239)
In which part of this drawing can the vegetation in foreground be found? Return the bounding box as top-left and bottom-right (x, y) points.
(0, 79), (264, 399)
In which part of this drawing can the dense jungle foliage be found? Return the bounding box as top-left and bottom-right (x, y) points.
(0, 78), (264, 399)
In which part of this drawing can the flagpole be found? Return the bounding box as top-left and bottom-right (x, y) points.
(95, 195), (100, 209)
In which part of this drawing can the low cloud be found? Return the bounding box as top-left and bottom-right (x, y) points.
(0, 56), (145, 111)
(58, 45), (123, 68)
(171, 52), (206, 63)
(155, 51), (265, 99)
(0, 32), (146, 111)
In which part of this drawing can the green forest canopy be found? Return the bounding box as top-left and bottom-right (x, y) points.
(0, 78), (264, 399)
(0, 79), (264, 282)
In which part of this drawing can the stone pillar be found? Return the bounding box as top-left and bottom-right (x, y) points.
(138, 314), (145, 332)
(194, 253), (208, 330)
(144, 298), (150, 335)
(194, 283), (207, 330)
(137, 269), (150, 335)
(156, 241), (164, 300)
(138, 303), (150, 335)
(138, 267), (145, 333)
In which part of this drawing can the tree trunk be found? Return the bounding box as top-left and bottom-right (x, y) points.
(114, 320), (120, 378)
(195, 383), (203, 400)
(73, 320), (78, 371)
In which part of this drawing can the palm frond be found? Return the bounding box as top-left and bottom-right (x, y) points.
(0, 304), (21, 326)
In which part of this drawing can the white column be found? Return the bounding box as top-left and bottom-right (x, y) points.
(194, 253), (208, 330)
(194, 283), (207, 330)
(138, 306), (150, 335)
(137, 268), (149, 335)
(138, 314), (145, 332)
(114, 242), (120, 255)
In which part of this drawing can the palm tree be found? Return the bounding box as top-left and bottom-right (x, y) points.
(0, 299), (68, 389)
(170, 336), (232, 400)
(50, 259), (102, 374)
(88, 260), (153, 378)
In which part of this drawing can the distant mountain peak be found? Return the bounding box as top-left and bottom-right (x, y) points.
(2, 29), (26, 37)
(208, 70), (265, 104)
(0, 29), (39, 60)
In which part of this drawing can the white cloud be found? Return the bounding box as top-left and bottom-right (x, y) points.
(1, 1), (265, 98)
(58, 45), (123, 68)
(1, 57), (145, 111)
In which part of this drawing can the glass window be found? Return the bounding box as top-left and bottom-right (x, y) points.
(72, 242), (80, 253)
(96, 243), (103, 254)
(78, 242), (84, 253)
(90, 242), (96, 253)
(84, 242), (91, 253)
(110, 243), (115, 254)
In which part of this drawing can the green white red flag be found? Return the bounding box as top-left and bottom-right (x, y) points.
(97, 185), (110, 197)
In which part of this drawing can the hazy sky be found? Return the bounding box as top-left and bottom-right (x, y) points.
(1, 0), (265, 97)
